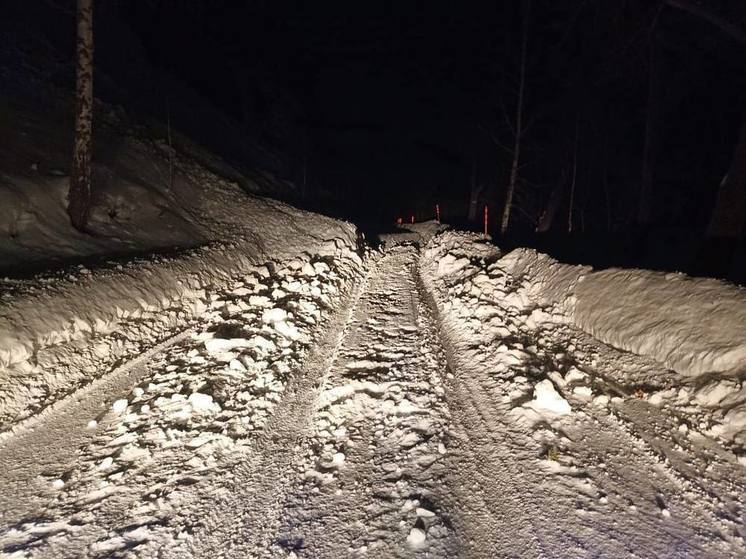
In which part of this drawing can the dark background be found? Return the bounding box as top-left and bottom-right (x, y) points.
(2, 1), (746, 280)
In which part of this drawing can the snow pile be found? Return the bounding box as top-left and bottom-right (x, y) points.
(496, 248), (589, 317)
(101, 255), (360, 460)
(0, 52), (373, 433)
(573, 269), (746, 377)
(497, 248), (746, 378)
(419, 231), (575, 425)
(529, 379), (572, 415)
(421, 230), (746, 462)
(0, 211), (362, 432)
(0, 252), (366, 554)
(0, 67), (371, 433)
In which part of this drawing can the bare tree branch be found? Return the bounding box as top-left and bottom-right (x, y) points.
(665, 0), (746, 45)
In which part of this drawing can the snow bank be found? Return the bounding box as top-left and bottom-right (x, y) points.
(421, 230), (746, 457)
(0, 74), (368, 431)
(0, 216), (361, 431)
(423, 233), (745, 377)
(573, 269), (746, 377)
(419, 231), (579, 433)
(498, 248), (746, 377)
(496, 248), (589, 317)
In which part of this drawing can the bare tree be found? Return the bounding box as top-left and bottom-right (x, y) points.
(663, 0), (746, 240)
(567, 116), (579, 233)
(666, 0), (746, 239)
(467, 157), (483, 221)
(501, 0), (531, 234)
(602, 135), (613, 231)
(638, 32), (661, 225)
(68, 0), (94, 231)
(536, 172), (565, 233)
(707, 120), (746, 239)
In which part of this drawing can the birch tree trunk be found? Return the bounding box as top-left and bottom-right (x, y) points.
(501, 0), (530, 235)
(68, 0), (94, 232)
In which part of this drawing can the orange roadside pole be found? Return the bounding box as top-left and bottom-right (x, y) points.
(484, 205), (488, 235)
(436, 204), (440, 223)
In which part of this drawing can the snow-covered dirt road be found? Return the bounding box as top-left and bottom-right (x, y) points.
(1, 238), (745, 558)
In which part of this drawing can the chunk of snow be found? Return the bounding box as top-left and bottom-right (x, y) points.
(416, 507), (436, 518)
(229, 359), (246, 371)
(262, 308), (288, 324)
(274, 320), (301, 340)
(529, 380), (571, 415)
(407, 527), (427, 546)
(301, 262), (316, 276)
(248, 295), (272, 308)
(112, 399), (129, 414)
(188, 392), (220, 414)
(204, 338), (251, 353)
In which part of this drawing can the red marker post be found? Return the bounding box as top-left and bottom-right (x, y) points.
(435, 204), (440, 223)
(483, 205), (488, 235)
(411, 214), (415, 224)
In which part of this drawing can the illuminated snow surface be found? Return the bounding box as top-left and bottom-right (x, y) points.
(1, 225), (745, 558)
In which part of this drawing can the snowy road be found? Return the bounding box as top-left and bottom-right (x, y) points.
(1, 242), (745, 558)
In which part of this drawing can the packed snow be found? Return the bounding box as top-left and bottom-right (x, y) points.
(1, 222), (745, 557)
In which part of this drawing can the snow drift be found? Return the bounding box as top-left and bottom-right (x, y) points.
(0, 97), (364, 433)
(422, 228), (745, 378)
(497, 248), (746, 377)
(421, 229), (746, 455)
(0, 213), (361, 432)
(0, 43), (369, 431)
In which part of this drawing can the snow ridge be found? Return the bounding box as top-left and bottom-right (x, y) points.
(0, 242), (367, 555)
(418, 230), (746, 556)
(497, 247), (746, 377)
(0, 228), (361, 433)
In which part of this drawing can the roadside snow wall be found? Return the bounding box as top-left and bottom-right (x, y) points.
(573, 268), (746, 377)
(498, 248), (746, 377)
(430, 233), (746, 378)
(0, 202), (362, 432)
